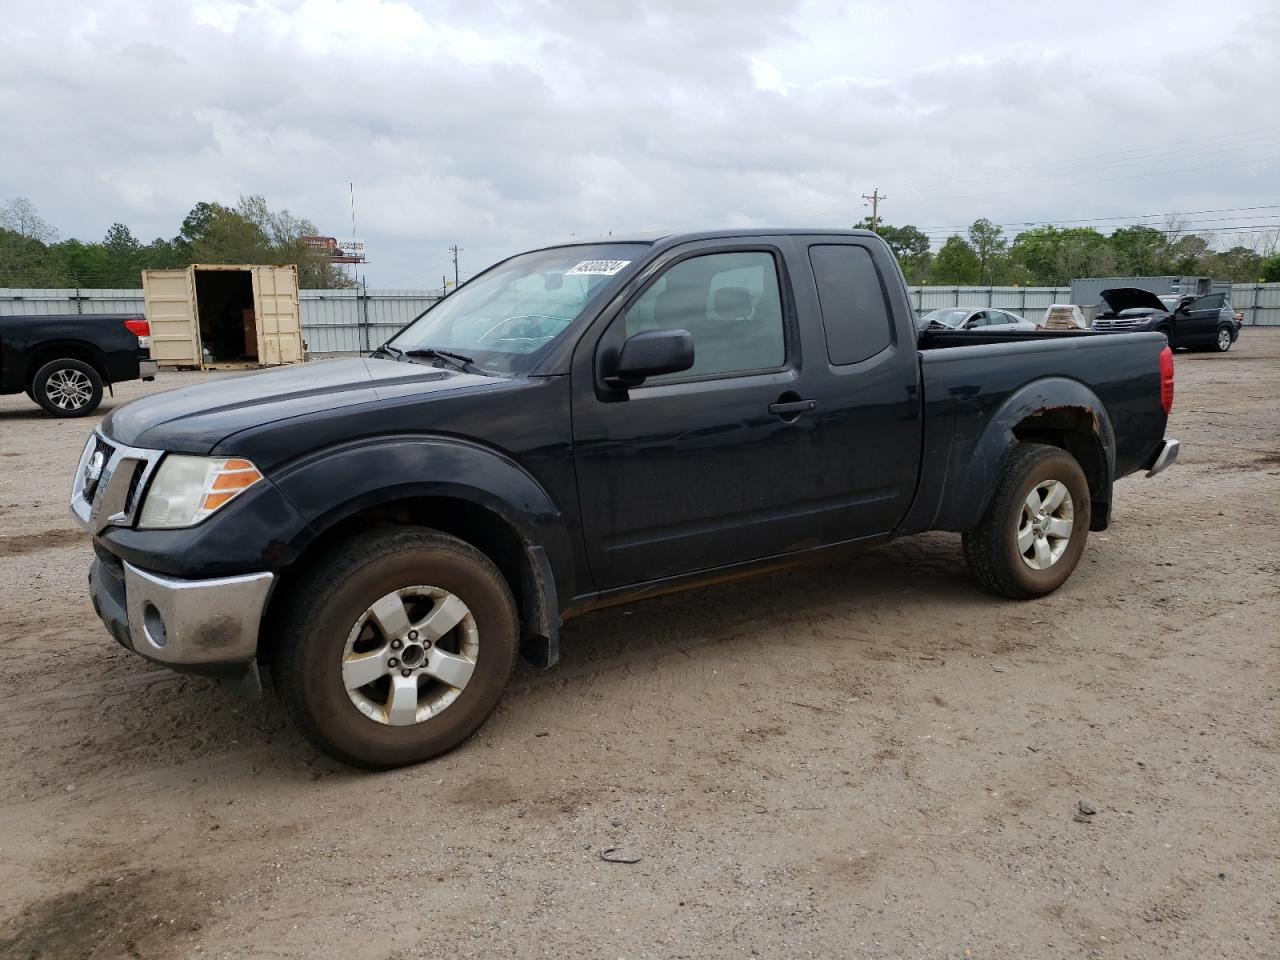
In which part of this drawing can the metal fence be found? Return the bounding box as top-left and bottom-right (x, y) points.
(0, 287), (441, 354)
(2, 282), (1277, 345)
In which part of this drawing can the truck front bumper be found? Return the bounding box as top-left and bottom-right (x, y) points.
(89, 552), (273, 694)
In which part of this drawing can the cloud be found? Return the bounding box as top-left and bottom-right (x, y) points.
(1, 0), (1276, 285)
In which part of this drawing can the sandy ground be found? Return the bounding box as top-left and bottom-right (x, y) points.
(0, 333), (1276, 960)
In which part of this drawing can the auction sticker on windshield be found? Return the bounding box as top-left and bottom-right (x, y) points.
(565, 260), (630, 276)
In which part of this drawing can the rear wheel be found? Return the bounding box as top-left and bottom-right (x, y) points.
(1214, 326), (1233, 352)
(963, 443), (1091, 599)
(32, 358), (102, 417)
(273, 527), (519, 769)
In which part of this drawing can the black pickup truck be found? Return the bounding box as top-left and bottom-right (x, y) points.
(1, 313), (156, 416)
(71, 230), (1179, 768)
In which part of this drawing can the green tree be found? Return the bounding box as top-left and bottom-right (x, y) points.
(931, 235), (980, 284)
(860, 220), (932, 282)
(1109, 225), (1167, 275)
(967, 218), (1006, 283)
(1260, 253), (1280, 282)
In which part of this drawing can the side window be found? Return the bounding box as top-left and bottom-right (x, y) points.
(1190, 293), (1224, 311)
(808, 245), (893, 364)
(968, 312), (989, 328)
(622, 251), (785, 380)
(990, 311), (1013, 325)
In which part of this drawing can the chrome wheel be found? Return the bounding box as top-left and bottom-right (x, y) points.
(1217, 328), (1231, 351)
(1018, 480), (1074, 570)
(341, 585), (479, 726)
(45, 368), (94, 411)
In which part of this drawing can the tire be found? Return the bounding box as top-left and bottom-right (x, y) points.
(31, 358), (103, 417)
(273, 527), (519, 769)
(962, 443), (1092, 600)
(1213, 325), (1233, 352)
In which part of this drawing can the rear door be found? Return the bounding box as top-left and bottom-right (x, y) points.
(252, 265), (303, 365)
(799, 239), (923, 539)
(1181, 293), (1224, 345)
(141, 268), (199, 366)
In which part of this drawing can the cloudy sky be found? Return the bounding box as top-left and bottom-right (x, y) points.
(2, 0), (1277, 285)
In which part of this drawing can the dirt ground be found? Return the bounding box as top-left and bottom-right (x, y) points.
(0, 332), (1276, 960)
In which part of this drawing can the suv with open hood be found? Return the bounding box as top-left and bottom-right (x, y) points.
(1092, 287), (1239, 352)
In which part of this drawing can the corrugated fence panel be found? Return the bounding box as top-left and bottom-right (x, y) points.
(298, 290), (439, 355)
(1231, 283), (1280, 326)
(5, 285), (1277, 334)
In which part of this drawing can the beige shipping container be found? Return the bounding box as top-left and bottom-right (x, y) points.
(141, 264), (302, 370)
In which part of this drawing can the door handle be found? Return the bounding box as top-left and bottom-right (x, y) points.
(768, 398), (816, 417)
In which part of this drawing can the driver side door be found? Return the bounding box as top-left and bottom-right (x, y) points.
(569, 241), (829, 591)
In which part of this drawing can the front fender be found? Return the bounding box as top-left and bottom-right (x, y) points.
(269, 434), (577, 599)
(934, 377), (1115, 533)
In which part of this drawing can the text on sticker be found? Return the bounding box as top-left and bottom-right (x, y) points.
(565, 260), (631, 276)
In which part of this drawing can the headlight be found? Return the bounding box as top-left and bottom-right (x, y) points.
(138, 455), (263, 529)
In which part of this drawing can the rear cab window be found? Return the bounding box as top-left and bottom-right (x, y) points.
(807, 245), (895, 364)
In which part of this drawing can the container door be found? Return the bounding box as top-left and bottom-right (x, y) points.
(252, 265), (302, 365)
(141, 268), (200, 366)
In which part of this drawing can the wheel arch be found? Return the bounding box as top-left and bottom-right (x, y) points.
(25, 340), (111, 388)
(936, 377), (1116, 533)
(260, 438), (573, 668)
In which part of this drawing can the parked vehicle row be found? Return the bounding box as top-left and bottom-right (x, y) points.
(917, 288), (1244, 353)
(1, 314), (156, 416)
(72, 228), (1179, 769)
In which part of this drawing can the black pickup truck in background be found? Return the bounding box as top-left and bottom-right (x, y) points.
(1, 314), (156, 416)
(71, 229), (1179, 768)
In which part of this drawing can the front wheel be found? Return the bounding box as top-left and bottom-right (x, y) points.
(32, 358), (103, 417)
(273, 527), (519, 769)
(1214, 326), (1233, 352)
(963, 443), (1091, 599)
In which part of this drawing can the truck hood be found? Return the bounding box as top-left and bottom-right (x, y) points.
(103, 357), (502, 453)
(1099, 288), (1170, 315)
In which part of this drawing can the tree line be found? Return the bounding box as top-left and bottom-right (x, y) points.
(859, 216), (1280, 286)
(0, 196), (354, 289)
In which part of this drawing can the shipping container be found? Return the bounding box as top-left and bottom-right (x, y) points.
(1069, 276), (1232, 310)
(141, 264), (302, 370)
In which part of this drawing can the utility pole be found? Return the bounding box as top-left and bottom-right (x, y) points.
(449, 244), (462, 288)
(861, 188), (886, 231)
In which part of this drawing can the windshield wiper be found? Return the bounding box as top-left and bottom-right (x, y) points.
(374, 343), (405, 361)
(403, 347), (481, 373)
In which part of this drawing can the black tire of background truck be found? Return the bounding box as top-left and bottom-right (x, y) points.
(31, 358), (103, 417)
(1214, 325), (1233, 352)
(272, 527), (519, 770)
(962, 442), (1092, 600)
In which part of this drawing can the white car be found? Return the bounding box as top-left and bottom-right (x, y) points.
(917, 307), (1039, 333)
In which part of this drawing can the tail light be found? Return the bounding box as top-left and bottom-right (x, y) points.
(123, 318), (150, 339)
(1234, 312), (1244, 323)
(1159, 345), (1174, 414)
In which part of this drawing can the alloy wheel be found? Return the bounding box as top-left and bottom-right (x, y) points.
(1018, 479), (1074, 570)
(341, 585), (479, 725)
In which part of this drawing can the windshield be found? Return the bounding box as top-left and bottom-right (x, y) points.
(920, 308), (969, 329)
(387, 243), (649, 374)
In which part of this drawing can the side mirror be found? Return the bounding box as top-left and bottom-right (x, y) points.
(607, 329), (694, 387)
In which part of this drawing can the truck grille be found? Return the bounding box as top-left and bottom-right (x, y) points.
(70, 431), (164, 535)
(1092, 318), (1139, 331)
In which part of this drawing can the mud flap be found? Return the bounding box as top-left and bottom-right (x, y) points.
(519, 545), (560, 669)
